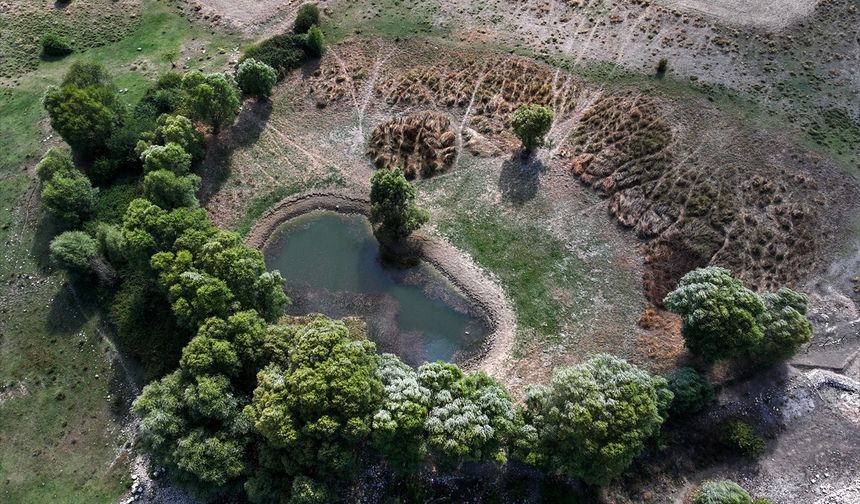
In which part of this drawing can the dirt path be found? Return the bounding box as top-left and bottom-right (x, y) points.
(244, 189), (518, 382)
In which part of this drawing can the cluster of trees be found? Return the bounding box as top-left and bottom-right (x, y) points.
(39, 59), (281, 372)
(135, 313), (675, 502)
(664, 266), (813, 363)
(241, 4), (326, 79)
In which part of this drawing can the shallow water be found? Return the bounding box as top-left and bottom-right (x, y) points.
(264, 211), (489, 365)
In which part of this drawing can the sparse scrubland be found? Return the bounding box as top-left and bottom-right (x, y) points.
(2, 0), (859, 503)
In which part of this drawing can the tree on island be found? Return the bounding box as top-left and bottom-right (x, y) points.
(369, 169), (429, 242)
(510, 104), (553, 156)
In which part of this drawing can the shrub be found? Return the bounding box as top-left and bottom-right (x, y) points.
(235, 59), (278, 100)
(510, 104), (553, 154)
(305, 26), (325, 58)
(41, 32), (73, 57)
(721, 419), (765, 457)
(656, 58), (668, 77)
(293, 4), (320, 34)
(756, 288), (813, 362)
(666, 367), (714, 415)
(242, 34), (308, 78)
(694, 480), (752, 504)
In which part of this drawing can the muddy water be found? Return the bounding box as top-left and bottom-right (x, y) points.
(264, 211), (489, 365)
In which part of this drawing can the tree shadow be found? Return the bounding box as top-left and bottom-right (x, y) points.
(498, 152), (546, 206)
(46, 283), (87, 335)
(197, 99), (273, 205)
(30, 212), (67, 273)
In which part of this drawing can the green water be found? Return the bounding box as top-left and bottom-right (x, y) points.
(264, 211), (489, 364)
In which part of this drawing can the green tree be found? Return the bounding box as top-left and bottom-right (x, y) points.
(372, 354), (431, 474)
(43, 85), (119, 155)
(43, 63), (122, 156)
(181, 71), (241, 134)
(49, 231), (99, 275)
(141, 142), (193, 174)
(418, 362), (517, 468)
(510, 104), (553, 154)
(369, 169), (430, 242)
(305, 26), (325, 58)
(154, 114), (205, 162)
(694, 480), (753, 504)
(41, 168), (97, 224)
(664, 267), (765, 362)
(519, 354), (672, 486)
(293, 4), (320, 34)
(120, 198), (215, 266)
(666, 367), (714, 416)
(36, 147), (74, 182)
(179, 311), (270, 383)
(756, 288), (812, 361)
(143, 169), (201, 209)
(244, 318), (382, 492)
(235, 59), (278, 100)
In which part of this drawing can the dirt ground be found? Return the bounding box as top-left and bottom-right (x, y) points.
(657, 0), (818, 29)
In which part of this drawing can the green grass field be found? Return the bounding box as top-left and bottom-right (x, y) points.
(0, 2), (244, 502)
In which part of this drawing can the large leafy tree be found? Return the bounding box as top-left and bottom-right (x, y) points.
(143, 169), (201, 209)
(244, 318), (382, 501)
(418, 361), (517, 468)
(756, 288), (813, 362)
(510, 104), (553, 154)
(49, 231), (99, 275)
(518, 354), (672, 486)
(140, 142), (193, 174)
(43, 62), (123, 155)
(664, 267), (765, 361)
(235, 59), (278, 100)
(41, 166), (97, 224)
(370, 168), (429, 242)
(181, 71), (241, 134)
(372, 354), (432, 474)
(155, 114), (205, 161)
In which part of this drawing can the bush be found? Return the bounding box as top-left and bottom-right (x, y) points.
(694, 480), (752, 504)
(243, 34), (308, 78)
(91, 178), (141, 225)
(666, 367), (714, 415)
(41, 32), (73, 57)
(235, 59), (278, 100)
(305, 26), (325, 58)
(721, 419), (765, 457)
(293, 4), (320, 34)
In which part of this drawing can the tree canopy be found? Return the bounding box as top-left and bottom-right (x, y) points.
(369, 168), (430, 241)
(236, 59), (278, 100)
(518, 354), (672, 486)
(510, 104), (553, 154)
(181, 71), (241, 134)
(664, 267), (765, 361)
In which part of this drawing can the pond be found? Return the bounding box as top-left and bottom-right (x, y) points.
(264, 211), (490, 365)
